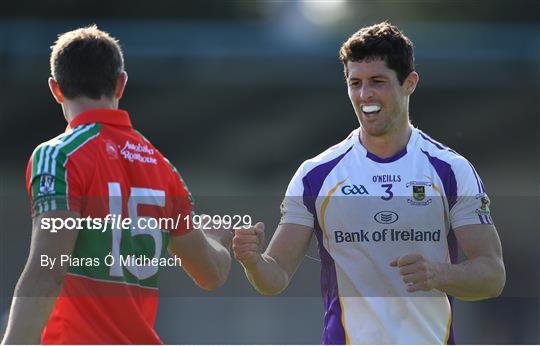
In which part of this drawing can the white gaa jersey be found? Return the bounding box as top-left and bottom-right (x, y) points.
(280, 127), (492, 345)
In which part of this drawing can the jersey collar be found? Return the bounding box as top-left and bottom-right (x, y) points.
(67, 109), (132, 130)
(354, 127), (419, 164)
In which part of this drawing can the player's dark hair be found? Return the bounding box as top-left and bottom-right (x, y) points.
(339, 21), (414, 85)
(50, 25), (124, 99)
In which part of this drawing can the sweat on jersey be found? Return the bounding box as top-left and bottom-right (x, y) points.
(280, 127), (493, 345)
(26, 109), (193, 344)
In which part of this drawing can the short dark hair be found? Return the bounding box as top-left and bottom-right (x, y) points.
(339, 21), (414, 84)
(50, 25), (124, 99)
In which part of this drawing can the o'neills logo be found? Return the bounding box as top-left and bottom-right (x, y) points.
(121, 140), (157, 164)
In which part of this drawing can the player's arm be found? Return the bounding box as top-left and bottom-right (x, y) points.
(436, 224), (505, 299)
(165, 163), (231, 290)
(233, 222), (313, 296)
(168, 222), (232, 291)
(391, 224), (505, 300)
(2, 211), (79, 345)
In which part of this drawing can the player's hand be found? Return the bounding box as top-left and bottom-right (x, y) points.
(232, 222), (265, 268)
(199, 214), (233, 249)
(390, 254), (441, 293)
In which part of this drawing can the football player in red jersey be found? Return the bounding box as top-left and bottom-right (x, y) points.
(2, 25), (232, 344)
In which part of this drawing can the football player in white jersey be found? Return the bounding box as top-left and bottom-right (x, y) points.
(232, 21), (505, 344)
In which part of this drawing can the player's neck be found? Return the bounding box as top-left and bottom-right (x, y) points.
(359, 123), (413, 159)
(62, 97), (119, 123)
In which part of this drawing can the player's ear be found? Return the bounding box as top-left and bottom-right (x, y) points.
(403, 71), (419, 96)
(114, 71), (128, 99)
(48, 77), (63, 104)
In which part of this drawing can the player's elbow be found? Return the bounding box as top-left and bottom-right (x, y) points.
(198, 256), (231, 291)
(478, 258), (505, 299)
(257, 286), (286, 296)
(487, 259), (506, 298)
(251, 272), (290, 296)
(16, 262), (65, 297)
(196, 274), (227, 291)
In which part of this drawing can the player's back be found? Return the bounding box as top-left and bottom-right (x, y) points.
(26, 109), (192, 344)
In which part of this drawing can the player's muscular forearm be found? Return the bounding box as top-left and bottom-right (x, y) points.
(233, 223), (313, 296)
(233, 223), (290, 295)
(391, 254), (505, 300)
(199, 229), (232, 288)
(2, 274), (63, 344)
(432, 256), (505, 300)
(391, 224), (505, 300)
(169, 227), (232, 291)
(242, 253), (291, 296)
(442, 224), (505, 300)
(3, 212), (78, 344)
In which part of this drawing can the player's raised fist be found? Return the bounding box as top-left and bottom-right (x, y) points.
(232, 222), (265, 268)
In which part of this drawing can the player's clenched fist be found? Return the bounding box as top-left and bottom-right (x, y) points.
(390, 254), (441, 293)
(232, 222), (265, 267)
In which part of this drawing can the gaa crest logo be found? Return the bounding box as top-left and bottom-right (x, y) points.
(341, 184), (369, 195)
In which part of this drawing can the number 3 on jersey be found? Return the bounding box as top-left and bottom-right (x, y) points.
(381, 183), (393, 201)
(108, 182), (164, 280)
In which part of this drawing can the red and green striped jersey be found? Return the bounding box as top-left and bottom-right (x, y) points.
(25, 109), (193, 344)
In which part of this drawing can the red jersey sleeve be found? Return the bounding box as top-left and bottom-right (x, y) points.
(166, 162), (194, 237)
(26, 144), (84, 217)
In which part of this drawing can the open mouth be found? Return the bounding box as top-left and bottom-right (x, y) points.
(361, 105), (381, 116)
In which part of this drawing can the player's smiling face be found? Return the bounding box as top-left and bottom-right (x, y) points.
(347, 58), (417, 137)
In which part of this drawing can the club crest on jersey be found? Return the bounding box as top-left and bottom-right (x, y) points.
(406, 181), (432, 206)
(38, 174), (55, 196)
(475, 193), (491, 215)
(413, 186), (425, 201)
(105, 140), (118, 160)
(279, 201), (286, 220)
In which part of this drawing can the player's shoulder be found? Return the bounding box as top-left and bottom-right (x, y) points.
(32, 123), (101, 154)
(415, 128), (471, 166)
(129, 128), (171, 169)
(131, 128), (189, 185)
(29, 123), (102, 169)
(296, 129), (357, 177)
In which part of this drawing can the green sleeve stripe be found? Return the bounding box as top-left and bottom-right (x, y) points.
(55, 125), (101, 175)
(30, 123), (101, 203)
(31, 146), (44, 199)
(36, 124), (91, 176)
(34, 197), (68, 215)
(41, 124), (101, 177)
